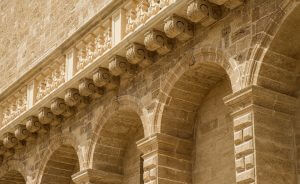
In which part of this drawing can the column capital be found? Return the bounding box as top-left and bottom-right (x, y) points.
(223, 85), (297, 116)
(71, 169), (123, 184)
(137, 133), (193, 159)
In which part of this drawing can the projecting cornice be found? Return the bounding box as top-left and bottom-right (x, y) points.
(0, 0), (244, 161)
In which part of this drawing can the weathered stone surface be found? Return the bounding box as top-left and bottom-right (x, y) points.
(0, 1), (299, 184)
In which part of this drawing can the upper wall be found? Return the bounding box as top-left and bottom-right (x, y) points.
(0, 0), (112, 93)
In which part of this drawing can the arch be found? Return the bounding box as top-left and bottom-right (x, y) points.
(88, 95), (146, 184)
(153, 47), (239, 134)
(0, 170), (26, 184)
(87, 95), (149, 168)
(149, 46), (236, 183)
(35, 134), (82, 184)
(245, 0), (299, 94)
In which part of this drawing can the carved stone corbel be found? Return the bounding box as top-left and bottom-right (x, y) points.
(38, 107), (54, 124)
(14, 140), (26, 150)
(126, 43), (153, 67)
(3, 132), (18, 148)
(93, 67), (112, 87)
(62, 106), (77, 118)
(187, 0), (222, 26)
(144, 29), (172, 55)
(51, 115), (63, 126)
(14, 124), (29, 140)
(106, 76), (120, 90)
(164, 15), (193, 42)
(4, 148), (14, 157)
(65, 88), (82, 106)
(79, 78), (97, 97)
(38, 124), (50, 135)
(26, 116), (41, 133)
(51, 98), (67, 115)
(108, 55), (129, 76)
(0, 143), (6, 155)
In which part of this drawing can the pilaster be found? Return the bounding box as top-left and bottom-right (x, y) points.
(224, 85), (297, 184)
(137, 133), (193, 184)
(71, 169), (123, 184)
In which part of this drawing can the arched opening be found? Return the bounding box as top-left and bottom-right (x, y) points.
(93, 109), (144, 184)
(257, 5), (300, 96)
(257, 3), (300, 183)
(160, 62), (235, 183)
(40, 145), (79, 184)
(0, 170), (25, 184)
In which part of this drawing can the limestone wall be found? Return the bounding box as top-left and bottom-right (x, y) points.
(0, 0), (111, 93)
(193, 79), (235, 184)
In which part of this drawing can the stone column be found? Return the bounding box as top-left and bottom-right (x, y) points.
(224, 85), (297, 184)
(137, 133), (193, 184)
(72, 169), (123, 184)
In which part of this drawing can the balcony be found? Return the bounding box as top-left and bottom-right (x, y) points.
(0, 0), (243, 154)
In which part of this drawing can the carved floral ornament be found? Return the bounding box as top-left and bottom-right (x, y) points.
(0, 0), (245, 159)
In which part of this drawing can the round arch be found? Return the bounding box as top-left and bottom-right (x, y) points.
(245, 0), (299, 93)
(34, 134), (82, 184)
(153, 47), (240, 134)
(87, 95), (146, 184)
(86, 95), (149, 168)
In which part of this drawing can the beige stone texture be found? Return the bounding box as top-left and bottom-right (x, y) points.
(0, 0), (299, 184)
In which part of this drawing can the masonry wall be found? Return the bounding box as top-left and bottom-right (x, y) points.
(193, 79), (235, 184)
(0, 0), (111, 93)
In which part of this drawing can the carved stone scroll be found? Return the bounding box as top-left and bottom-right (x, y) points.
(3, 132), (18, 148)
(38, 107), (55, 124)
(65, 88), (82, 107)
(51, 98), (67, 115)
(108, 55), (129, 76)
(14, 124), (29, 140)
(164, 14), (193, 42)
(93, 67), (112, 87)
(79, 78), (97, 97)
(144, 29), (172, 55)
(187, 0), (222, 26)
(26, 116), (41, 133)
(126, 43), (153, 67)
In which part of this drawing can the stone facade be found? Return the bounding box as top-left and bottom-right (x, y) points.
(0, 0), (299, 184)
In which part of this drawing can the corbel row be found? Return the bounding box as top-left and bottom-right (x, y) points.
(0, 0), (245, 164)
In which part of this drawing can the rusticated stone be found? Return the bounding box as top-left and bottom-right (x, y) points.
(38, 107), (54, 124)
(51, 98), (67, 115)
(108, 55), (129, 76)
(3, 132), (18, 148)
(93, 67), (111, 87)
(14, 124), (29, 140)
(164, 14), (193, 42)
(26, 116), (41, 133)
(126, 43), (153, 67)
(144, 29), (172, 55)
(187, 0), (222, 26)
(65, 88), (82, 106)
